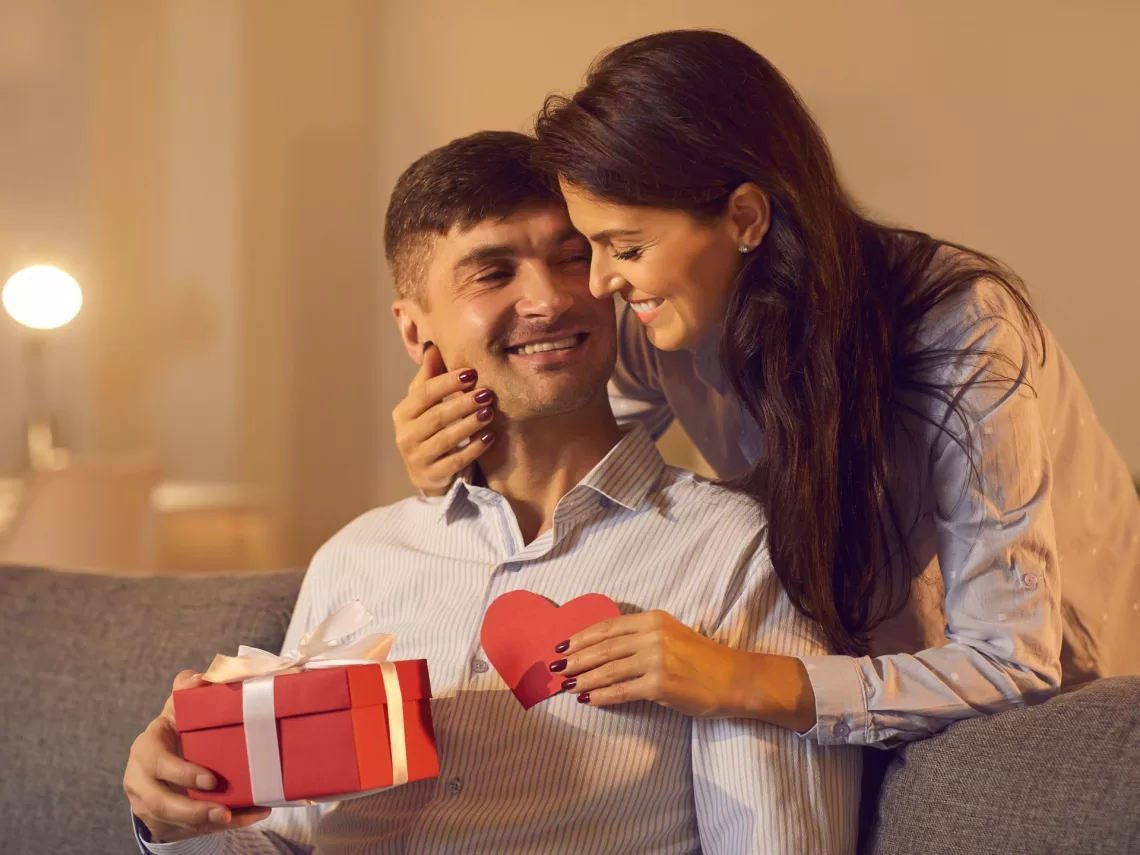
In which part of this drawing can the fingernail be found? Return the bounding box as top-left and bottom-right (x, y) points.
(550, 659), (567, 673)
(577, 693), (591, 704)
(196, 773), (215, 790)
(473, 389), (493, 405)
(458, 369), (477, 384)
(554, 640), (570, 654)
(476, 407), (494, 422)
(480, 431), (495, 444)
(208, 807), (229, 824)
(561, 678), (577, 692)
(422, 340), (435, 353)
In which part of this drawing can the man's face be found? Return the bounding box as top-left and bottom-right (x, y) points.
(400, 203), (617, 421)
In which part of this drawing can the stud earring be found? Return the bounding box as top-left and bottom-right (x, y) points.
(738, 244), (752, 254)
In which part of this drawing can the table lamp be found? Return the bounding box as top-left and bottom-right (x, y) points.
(2, 264), (83, 470)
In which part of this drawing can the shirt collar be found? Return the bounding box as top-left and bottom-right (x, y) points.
(433, 422), (667, 521)
(575, 423), (667, 512)
(433, 475), (474, 520)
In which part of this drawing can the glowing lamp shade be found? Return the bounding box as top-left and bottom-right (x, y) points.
(3, 265), (83, 330)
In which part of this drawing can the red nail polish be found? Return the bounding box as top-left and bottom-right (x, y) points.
(477, 407), (494, 422)
(562, 678), (577, 692)
(550, 659), (567, 673)
(577, 693), (591, 704)
(480, 431), (495, 444)
(473, 389), (493, 405)
(458, 370), (477, 384)
(554, 640), (570, 654)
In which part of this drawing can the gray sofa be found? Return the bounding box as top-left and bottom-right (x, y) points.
(2, 565), (1138, 854)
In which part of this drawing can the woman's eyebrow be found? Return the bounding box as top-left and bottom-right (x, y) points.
(587, 228), (640, 245)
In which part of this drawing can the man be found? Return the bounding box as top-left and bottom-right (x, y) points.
(124, 131), (860, 854)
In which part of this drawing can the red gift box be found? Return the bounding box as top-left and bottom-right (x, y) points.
(173, 661), (439, 807)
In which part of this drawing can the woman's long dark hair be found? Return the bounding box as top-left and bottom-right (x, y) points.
(535, 30), (1044, 656)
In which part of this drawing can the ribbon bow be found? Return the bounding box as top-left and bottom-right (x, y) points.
(203, 600), (395, 684)
(200, 600), (407, 807)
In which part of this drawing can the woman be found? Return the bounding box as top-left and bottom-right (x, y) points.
(392, 30), (1140, 748)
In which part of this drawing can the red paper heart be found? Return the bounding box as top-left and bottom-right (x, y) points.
(480, 590), (621, 710)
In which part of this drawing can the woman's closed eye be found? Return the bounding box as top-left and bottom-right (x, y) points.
(613, 246), (643, 262)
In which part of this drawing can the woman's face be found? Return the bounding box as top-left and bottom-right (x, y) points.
(560, 182), (749, 351)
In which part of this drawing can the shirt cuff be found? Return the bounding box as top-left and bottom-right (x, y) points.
(134, 813), (221, 855)
(797, 654), (870, 746)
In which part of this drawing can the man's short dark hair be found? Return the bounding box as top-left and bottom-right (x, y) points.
(384, 131), (559, 302)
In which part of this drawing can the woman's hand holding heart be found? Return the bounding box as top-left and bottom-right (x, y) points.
(549, 610), (818, 730)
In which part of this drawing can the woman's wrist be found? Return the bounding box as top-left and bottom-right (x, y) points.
(725, 650), (818, 731)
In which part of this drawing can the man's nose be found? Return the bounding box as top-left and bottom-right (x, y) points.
(589, 253), (625, 300)
(516, 268), (575, 318)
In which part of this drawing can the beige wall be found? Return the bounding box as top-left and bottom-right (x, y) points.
(1, 0), (1137, 566)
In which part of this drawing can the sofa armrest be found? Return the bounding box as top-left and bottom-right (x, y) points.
(868, 677), (1140, 855)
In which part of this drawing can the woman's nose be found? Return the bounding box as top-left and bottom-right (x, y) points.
(590, 255), (624, 299)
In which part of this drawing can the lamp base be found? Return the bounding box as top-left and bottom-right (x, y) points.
(22, 335), (71, 472)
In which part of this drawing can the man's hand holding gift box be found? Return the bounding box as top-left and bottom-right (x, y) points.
(124, 602), (439, 845)
(125, 670), (272, 845)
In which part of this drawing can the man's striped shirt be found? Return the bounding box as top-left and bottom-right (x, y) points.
(141, 425), (860, 854)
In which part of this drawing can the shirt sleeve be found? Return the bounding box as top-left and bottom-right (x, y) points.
(799, 294), (1063, 748)
(608, 301), (675, 440)
(692, 541), (861, 854)
(135, 566), (334, 854)
(134, 808), (326, 855)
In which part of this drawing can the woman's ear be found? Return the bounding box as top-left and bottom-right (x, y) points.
(726, 183), (771, 251)
(392, 300), (430, 365)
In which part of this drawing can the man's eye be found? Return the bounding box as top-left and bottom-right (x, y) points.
(613, 247), (643, 262)
(560, 254), (591, 265)
(477, 270), (513, 283)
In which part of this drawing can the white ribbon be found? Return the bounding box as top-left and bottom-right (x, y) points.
(202, 600), (409, 806)
(241, 676), (285, 805)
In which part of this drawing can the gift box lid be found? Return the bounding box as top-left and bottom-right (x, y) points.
(174, 661), (431, 734)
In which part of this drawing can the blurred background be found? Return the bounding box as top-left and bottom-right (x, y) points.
(0, 0), (1136, 573)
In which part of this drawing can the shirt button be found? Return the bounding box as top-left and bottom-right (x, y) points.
(447, 776), (463, 794)
(832, 721), (851, 739)
(471, 658), (489, 674)
(597, 496), (612, 510)
(1023, 573), (1039, 589)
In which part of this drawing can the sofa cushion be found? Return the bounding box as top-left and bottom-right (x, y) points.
(869, 676), (1140, 855)
(0, 565), (305, 855)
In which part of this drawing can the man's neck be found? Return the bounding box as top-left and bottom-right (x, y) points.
(476, 398), (625, 544)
